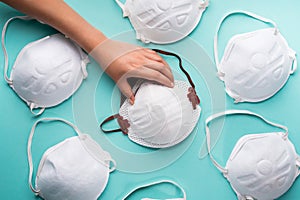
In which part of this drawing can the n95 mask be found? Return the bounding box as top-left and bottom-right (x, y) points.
(115, 0), (209, 44)
(100, 49), (201, 148)
(27, 118), (116, 200)
(214, 11), (297, 103)
(2, 16), (89, 115)
(205, 110), (300, 200)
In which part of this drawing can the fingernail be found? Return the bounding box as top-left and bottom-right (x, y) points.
(129, 95), (135, 105)
(170, 82), (174, 88)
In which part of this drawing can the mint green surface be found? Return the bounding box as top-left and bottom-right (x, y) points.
(1, 0), (300, 199)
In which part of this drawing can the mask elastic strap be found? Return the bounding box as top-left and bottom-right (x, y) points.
(291, 57), (297, 74)
(296, 156), (300, 177)
(289, 49), (298, 74)
(100, 114), (130, 134)
(72, 40), (89, 78)
(122, 180), (186, 200)
(205, 109), (288, 175)
(100, 83), (142, 135)
(27, 118), (83, 194)
(152, 49), (195, 89)
(214, 10), (278, 79)
(29, 103), (45, 116)
(107, 158), (117, 173)
(1, 15), (34, 85)
(152, 49), (200, 108)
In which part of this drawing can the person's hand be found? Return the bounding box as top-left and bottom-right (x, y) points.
(107, 48), (174, 104)
(2, 0), (174, 105)
(90, 39), (174, 104)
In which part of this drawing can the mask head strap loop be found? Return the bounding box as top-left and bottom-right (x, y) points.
(72, 42), (89, 78)
(289, 49), (298, 74)
(205, 110), (288, 174)
(100, 82), (143, 134)
(291, 56), (298, 74)
(152, 49), (195, 89)
(29, 103), (45, 116)
(108, 158), (117, 173)
(100, 114), (130, 134)
(27, 118), (82, 194)
(152, 49), (200, 108)
(122, 179), (186, 200)
(205, 122), (228, 174)
(2, 15), (34, 85)
(214, 10), (278, 78)
(296, 156), (300, 177)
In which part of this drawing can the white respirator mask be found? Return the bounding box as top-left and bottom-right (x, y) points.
(214, 11), (297, 103)
(205, 110), (300, 200)
(2, 16), (89, 115)
(27, 118), (116, 200)
(115, 0), (209, 44)
(100, 49), (201, 148)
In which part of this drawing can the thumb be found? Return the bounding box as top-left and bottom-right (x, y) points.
(117, 79), (135, 105)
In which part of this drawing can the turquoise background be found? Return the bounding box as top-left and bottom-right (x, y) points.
(1, 0), (300, 199)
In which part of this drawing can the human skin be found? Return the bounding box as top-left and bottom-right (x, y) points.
(1, 0), (174, 104)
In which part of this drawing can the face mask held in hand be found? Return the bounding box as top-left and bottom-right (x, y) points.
(100, 49), (201, 148)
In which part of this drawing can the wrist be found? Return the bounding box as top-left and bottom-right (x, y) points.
(90, 39), (138, 70)
(75, 26), (107, 53)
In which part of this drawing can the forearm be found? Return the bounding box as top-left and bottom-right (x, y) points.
(2, 0), (106, 52)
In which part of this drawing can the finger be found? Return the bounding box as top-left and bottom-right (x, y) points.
(142, 49), (164, 62)
(129, 67), (174, 88)
(117, 78), (135, 105)
(143, 50), (174, 83)
(159, 57), (174, 82)
(144, 62), (174, 84)
(139, 52), (174, 82)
